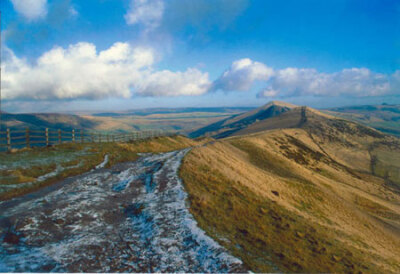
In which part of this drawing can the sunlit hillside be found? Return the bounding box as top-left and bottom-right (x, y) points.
(181, 106), (400, 272)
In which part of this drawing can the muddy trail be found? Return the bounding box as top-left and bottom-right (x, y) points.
(0, 149), (244, 272)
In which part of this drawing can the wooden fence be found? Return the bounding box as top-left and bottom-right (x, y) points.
(0, 128), (175, 152)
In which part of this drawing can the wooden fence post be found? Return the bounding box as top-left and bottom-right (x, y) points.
(99, 134), (101, 143)
(58, 129), (61, 144)
(26, 127), (30, 148)
(72, 129), (75, 143)
(91, 133), (94, 143)
(45, 128), (49, 147)
(6, 128), (11, 151)
(80, 129), (84, 143)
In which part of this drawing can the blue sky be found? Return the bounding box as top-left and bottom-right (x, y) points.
(1, 0), (400, 113)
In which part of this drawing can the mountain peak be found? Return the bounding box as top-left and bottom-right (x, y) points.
(264, 101), (298, 109)
(190, 100), (297, 138)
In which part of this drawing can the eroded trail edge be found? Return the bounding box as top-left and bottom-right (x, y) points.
(0, 149), (244, 272)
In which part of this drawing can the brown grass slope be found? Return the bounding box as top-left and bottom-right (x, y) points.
(180, 107), (400, 273)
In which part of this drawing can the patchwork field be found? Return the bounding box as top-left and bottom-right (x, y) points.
(1, 108), (252, 135)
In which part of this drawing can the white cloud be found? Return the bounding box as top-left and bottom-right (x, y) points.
(2, 42), (210, 100)
(11, 0), (48, 21)
(136, 69), (211, 97)
(213, 58), (399, 98)
(213, 58), (274, 92)
(125, 0), (164, 31)
(258, 67), (396, 98)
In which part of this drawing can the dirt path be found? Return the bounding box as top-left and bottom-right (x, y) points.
(0, 149), (244, 272)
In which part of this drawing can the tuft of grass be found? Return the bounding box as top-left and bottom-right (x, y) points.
(354, 195), (400, 221)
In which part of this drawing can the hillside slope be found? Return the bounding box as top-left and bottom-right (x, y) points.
(180, 108), (400, 272)
(325, 104), (400, 137)
(1, 113), (98, 131)
(189, 101), (296, 138)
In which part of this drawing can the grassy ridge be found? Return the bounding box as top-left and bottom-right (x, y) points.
(180, 128), (400, 273)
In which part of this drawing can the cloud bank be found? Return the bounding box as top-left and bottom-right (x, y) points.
(10, 0), (48, 21)
(258, 67), (398, 98)
(2, 42), (210, 100)
(3, 49), (399, 101)
(212, 59), (399, 98)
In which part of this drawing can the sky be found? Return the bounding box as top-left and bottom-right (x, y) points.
(1, 0), (400, 113)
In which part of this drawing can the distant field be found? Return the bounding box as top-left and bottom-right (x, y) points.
(83, 111), (249, 133)
(1, 107), (253, 135)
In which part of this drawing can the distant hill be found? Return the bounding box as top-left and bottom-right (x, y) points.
(0, 113), (98, 131)
(189, 101), (296, 138)
(324, 104), (400, 137)
(189, 101), (399, 139)
(93, 107), (254, 117)
(233, 105), (385, 138)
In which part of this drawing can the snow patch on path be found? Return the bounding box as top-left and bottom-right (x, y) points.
(95, 155), (109, 169)
(0, 149), (244, 272)
(126, 149), (243, 272)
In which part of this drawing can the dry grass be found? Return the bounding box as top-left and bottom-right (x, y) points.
(180, 128), (400, 272)
(0, 135), (200, 201)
